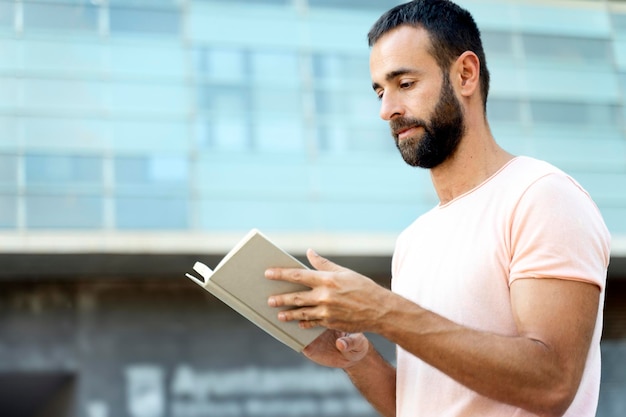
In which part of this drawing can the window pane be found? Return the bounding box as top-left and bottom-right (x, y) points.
(0, 154), (17, 184)
(0, 194), (17, 228)
(482, 31), (515, 59)
(530, 100), (621, 126)
(25, 154), (103, 186)
(195, 47), (248, 82)
(114, 156), (188, 185)
(251, 50), (300, 84)
(23, 2), (98, 32)
(0, 2), (13, 28)
(109, 7), (180, 35)
(487, 98), (523, 123)
(522, 34), (611, 65)
(309, 0), (399, 10)
(26, 194), (103, 229)
(115, 197), (188, 229)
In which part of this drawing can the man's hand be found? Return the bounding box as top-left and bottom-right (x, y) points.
(303, 330), (370, 369)
(265, 249), (392, 333)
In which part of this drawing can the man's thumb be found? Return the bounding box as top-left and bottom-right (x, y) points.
(306, 248), (344, 272)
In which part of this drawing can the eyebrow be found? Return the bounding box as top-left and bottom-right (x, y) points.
(371, 67), (421, 91)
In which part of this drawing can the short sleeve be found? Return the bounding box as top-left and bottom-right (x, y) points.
(509, 173), (611, 290)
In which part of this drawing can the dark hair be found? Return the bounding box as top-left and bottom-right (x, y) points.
(368, 0), (490, 111)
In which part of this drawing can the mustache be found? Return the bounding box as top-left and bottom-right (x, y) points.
(389, 117), (427, 137)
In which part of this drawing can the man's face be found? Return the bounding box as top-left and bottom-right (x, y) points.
(390, 75), (465, 168)
(370, 25), (465, 168)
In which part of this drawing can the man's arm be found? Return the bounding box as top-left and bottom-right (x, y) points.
(267, 250), (600, 417)
(302, 331), (397, 417)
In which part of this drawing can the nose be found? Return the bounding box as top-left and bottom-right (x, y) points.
(379, 91), (405, 121)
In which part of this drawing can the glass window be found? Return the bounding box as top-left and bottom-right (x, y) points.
(610, 12), (626, 34)
(204, 47), (248, 82)
(251, 50), (300, 84)
(0, 77), (18, 108)
(108, 82), (188, 114)
(115, 196), (188, 229)
(26, 194), (103, 229)
(196, 118), (251, 151)
(522, 34), (611, 66)
(25, 154), (103, 186)
(487, 98), (523, 123)
(481, 31), (515, 59)
(529, 100), (621, 127)
(0, 2), (13, 28)
(109, 44), (186, 78)
(23, 2), (98, 33)
(20, 40), (104, 74)
(255, 118), (304, 152)
(0, 117), (17, 146)
(21, 79), (106, 112)
(0, 154), (17, 184)
(308, 0), (399, 10)
(114, 155), (188, 185)
(109, 7), (180, 35)
(0, 194), (17, 228)
(199, 85), (250, 117)
(252, 88), (301, 116)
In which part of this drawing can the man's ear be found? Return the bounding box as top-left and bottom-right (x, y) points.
(454, 51), (480, 97)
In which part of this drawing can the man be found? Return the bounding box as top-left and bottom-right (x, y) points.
(265, 1), (611, 416)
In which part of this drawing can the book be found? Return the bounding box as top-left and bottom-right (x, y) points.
(185, 228), (325, 352)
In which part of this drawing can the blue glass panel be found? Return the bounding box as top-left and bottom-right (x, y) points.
(255, 118), (305, 153)
(21, 117), (109, 151)
(108, 82), (189, 115)
(522, 34), (611, 66)
(115, 196), (188, 229)
(481, 31), (515, 59)
(109, 7), (180, 35)
(114, 155), (188, 185)
(252, 87), (301, 116)
(20, 40), (105, 74)
(110, 120), (189, 152)
(23, 2), (98, 33)
(196, 47), (248, 82)
(0, 77), (17, 109)
(530, 101), (621, 127)
(0, 2), (13, 28)
(26, 194), (103, 229)
(25, 154), (103, 186)
(109, 43), (186, 78)
(308, 0), (398, 10)
(0, 117), (18, 149)
(487, 98), (523, 123)
(0, 194), (17, 228)
(251, 50), (300, 85)
(21, 79), (106, 113)
(0, 154), (17, 184)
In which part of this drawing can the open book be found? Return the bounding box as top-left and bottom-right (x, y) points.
(185, 229), (325, 352)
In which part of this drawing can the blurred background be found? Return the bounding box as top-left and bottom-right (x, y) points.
(0, 0), (625, 416)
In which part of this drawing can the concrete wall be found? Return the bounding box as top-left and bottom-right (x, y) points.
(0, 277), (623, 417)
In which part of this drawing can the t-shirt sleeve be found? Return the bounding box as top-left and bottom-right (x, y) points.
(508, 173), (611, 289)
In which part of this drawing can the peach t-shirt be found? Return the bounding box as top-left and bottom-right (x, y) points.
(391, 156), (611, 417)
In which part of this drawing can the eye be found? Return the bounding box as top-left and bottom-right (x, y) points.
(375, 90), (384, 101)
(400, 80), (415, 89)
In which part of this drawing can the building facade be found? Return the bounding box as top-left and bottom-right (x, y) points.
(0, 0), (625, 416)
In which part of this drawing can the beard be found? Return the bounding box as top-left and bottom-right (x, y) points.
(390, 75), (465, 169)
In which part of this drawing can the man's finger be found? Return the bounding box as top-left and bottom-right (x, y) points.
(306, 248), (346, 273)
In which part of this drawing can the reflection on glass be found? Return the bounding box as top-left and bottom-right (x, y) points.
(522, 33), (611, 65)
(109, 7), (180, 35)
(25, 154), (103, 186)
(22, 2), (98, 32)
(26, 194), (103, 229)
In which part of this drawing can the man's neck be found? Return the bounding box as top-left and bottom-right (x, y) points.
(429, 126), (514, 205)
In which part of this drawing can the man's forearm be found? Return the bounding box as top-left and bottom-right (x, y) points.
(344, 341), (397, 417)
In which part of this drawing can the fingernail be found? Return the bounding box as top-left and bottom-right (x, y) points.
(265, 269), (274, 278)
(268, 297), (276, 307)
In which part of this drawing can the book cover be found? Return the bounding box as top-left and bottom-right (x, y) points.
(185, 229), (325, 352)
